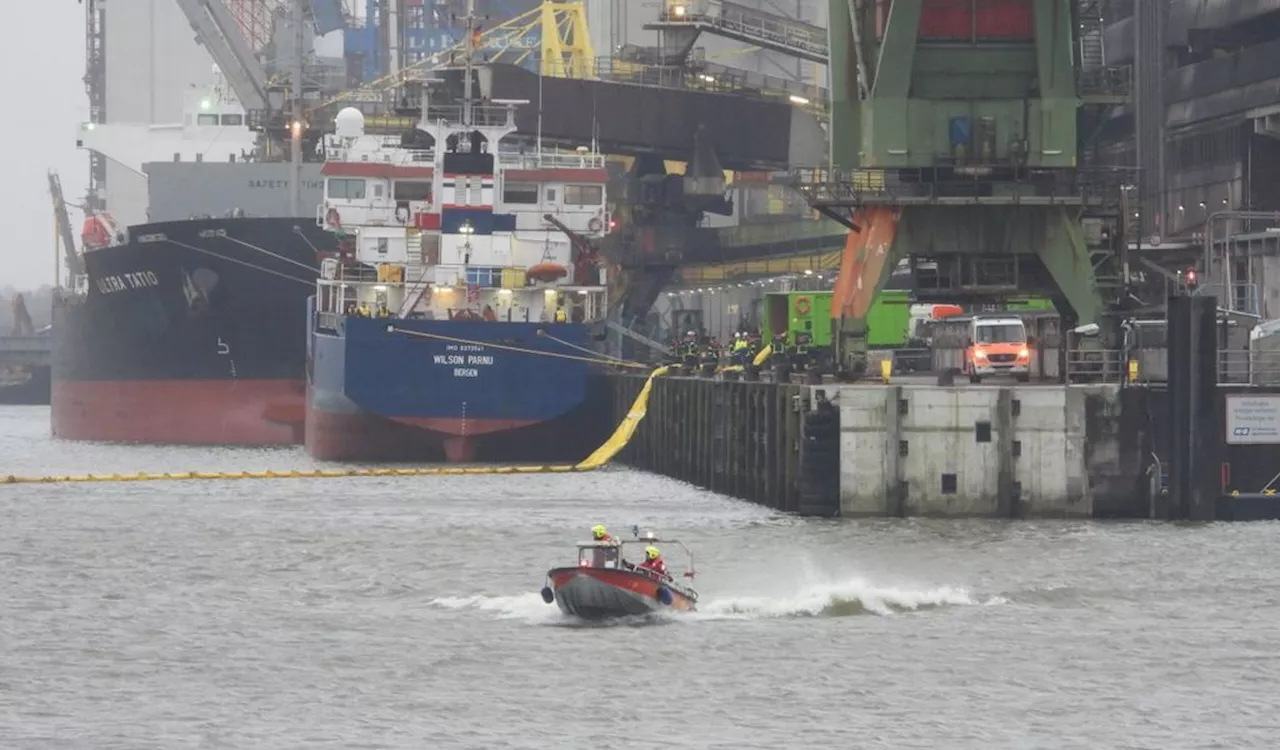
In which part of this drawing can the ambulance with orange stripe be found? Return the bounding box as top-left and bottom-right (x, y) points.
(963, 315), (1031, 384)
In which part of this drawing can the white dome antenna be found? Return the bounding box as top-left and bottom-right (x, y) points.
(334, 107), (366, 138)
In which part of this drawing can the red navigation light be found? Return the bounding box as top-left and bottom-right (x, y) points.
(1186, 268), (1199, 288)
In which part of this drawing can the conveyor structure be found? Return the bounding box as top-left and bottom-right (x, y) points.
(645, 0), (830, 65)
(173, 0), (272, 111)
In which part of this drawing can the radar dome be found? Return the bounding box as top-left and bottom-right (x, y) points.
(334, 107), (365, 138)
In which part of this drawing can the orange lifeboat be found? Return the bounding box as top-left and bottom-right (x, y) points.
(527, 263), (568, 283)
(81, 217), (111, 250)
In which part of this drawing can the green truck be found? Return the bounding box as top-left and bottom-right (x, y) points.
(762, 289), (916, 349)
(762, 290), (1054, 350)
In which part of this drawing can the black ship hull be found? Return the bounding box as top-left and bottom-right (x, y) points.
(52, 217), (332, 445)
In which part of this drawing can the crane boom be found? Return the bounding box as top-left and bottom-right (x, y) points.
(173, 0), (270, 111)
(47, 172), (85, 281)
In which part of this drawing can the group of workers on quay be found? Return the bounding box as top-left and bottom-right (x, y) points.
(670, 330), (763, 366)
(666, 329), (819, 376)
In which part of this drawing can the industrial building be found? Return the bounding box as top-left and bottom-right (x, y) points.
(1098, 0), (1280, 320)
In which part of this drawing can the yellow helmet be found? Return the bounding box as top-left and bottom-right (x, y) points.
(592, 525), (607, 539)
(646, 546), (661, 560)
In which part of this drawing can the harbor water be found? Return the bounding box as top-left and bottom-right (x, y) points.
(2, 404), (1279, 748)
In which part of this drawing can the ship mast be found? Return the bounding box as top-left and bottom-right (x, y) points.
(288, 0), (305, 218)
(463, 0), (476, 127)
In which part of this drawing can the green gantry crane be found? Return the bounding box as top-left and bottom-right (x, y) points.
(794, 0), (1134, 377)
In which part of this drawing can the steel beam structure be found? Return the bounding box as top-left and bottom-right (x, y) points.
(173, 0), (271, 111)
(83, 0), (106, 212)
(645, 0), (829, 65)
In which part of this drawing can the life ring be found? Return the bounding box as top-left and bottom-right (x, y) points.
(587, 216), (604, 232)
(794, 296), (812, 316)
(325, 208), (341, 228)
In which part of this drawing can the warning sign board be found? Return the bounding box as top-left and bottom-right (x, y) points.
(1225, 395), (1280, 445)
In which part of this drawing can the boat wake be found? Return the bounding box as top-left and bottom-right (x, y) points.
(429, 576), (1002, 625)
(430, 593), (563, 624)
(695, 577), (1000, 619)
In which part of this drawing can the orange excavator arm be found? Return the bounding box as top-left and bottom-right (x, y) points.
(830, 207), (901, 321)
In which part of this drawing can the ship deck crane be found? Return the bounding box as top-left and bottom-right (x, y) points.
(47, 172), (85, 282)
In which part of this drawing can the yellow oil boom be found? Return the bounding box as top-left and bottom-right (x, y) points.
(2, 366), (668, 485)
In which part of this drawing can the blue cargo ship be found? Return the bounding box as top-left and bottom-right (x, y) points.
(305, 39), (612, 462)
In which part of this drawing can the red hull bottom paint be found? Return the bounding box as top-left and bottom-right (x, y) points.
(306, 407), (540, 463)
(306, 405), (443, 462)
(51, 380), (305, 445)
(394, 417), (538, 463)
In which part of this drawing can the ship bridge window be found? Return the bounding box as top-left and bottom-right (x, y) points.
(503, 183), (538, 204)
(394, 181), (432, 202)
(564, 185), (603, 206)
(328, 178), (367, 200)
(465, 266), (503, 287)
(220, 114), (244, 126)
(196, 114), (219, 126)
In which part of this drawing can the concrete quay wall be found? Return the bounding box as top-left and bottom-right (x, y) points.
(837, 384), (1144, 518)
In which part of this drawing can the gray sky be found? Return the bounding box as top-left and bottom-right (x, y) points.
(7, 2), (88, 291)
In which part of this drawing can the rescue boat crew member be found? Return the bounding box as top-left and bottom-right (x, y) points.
(637, 546), (668, 578)
(591, 525), (616, 543)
